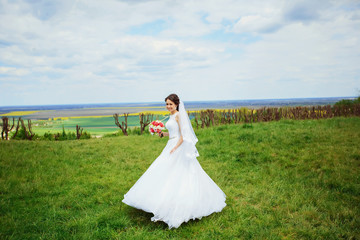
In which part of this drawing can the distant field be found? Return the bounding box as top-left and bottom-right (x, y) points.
(31, 115), (170, 136)
(1, 106), (193, 136)
(0, 97), (354, 137)
(0, 107), (167, 119)
(1, 97), (350, 119)
(32, 117), (120, 135)
(0, 110), (42, 116)
(0, 105), (172, 136)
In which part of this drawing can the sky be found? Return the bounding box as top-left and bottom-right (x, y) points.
(0, 0), (359, 106)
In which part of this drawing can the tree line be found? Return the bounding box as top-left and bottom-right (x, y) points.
(193, 103), (360, 128)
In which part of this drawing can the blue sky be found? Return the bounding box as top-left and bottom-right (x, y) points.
(0, 0), (359, 106)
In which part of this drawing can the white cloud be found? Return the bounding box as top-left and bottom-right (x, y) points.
(0, 66), (29, 76)
(233, 14), (282, 34)
(0, 0), (359, 105)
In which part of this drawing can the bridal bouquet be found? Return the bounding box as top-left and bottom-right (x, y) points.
(149, 120), (165, 135)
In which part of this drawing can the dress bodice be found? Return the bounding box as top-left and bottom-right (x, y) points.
(165, 112), (180, 139)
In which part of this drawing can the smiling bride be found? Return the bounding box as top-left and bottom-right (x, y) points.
(122, 93), (226, 229)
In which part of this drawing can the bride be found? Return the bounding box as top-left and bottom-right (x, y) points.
(122, 94), (226, 229)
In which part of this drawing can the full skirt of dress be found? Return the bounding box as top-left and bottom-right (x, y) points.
(122, 137), (226, 229)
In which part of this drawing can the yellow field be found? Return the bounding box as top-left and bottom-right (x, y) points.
(1, 111), (39, 116)
(128, 110), (170, 116)
(51, 115), (113, 121)
(49, 111), (171, 121)
(83, 106), (164, 110)
(1, 109), (253, 120)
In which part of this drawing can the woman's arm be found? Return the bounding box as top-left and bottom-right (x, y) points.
(170, 114), (183, 154)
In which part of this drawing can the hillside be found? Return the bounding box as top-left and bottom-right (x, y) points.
(1, 117), (359, 239)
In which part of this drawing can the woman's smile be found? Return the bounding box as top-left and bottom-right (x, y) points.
(166, 99), (176, 113)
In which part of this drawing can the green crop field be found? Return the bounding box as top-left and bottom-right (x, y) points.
(30, 115), (170, 136)
(1, 117), (359, 239)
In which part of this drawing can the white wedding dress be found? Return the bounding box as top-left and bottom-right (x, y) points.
(122, 111), (226, 229)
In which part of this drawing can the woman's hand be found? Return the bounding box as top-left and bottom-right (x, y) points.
(170, 147), (177, 154)
(158, 131), (169, 137)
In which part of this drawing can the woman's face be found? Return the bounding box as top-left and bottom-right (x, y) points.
(166, 99), (177, 112)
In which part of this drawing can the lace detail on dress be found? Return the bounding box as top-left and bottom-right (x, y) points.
(166, 112), (180, 139)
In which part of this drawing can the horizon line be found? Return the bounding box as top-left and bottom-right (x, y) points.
(0, 96), (356, 108)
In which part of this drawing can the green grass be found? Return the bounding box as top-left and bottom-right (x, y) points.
(31, 115), (169, 136)
(32, 117), (120, 136)
(1, 117), (359, 239)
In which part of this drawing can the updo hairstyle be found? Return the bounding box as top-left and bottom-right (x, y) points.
(165, 93), (180, 111)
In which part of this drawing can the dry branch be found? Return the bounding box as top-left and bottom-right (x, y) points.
(1, 117), (15, 140)
(113, 113), (129, 136)
(76, 125), (83, 139)
(20, 118), (35, 140)
(139, 113), (153, 134)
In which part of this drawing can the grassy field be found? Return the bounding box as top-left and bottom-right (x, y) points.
(30, 115), (170, 136)
(0, 117), (359, 239)
(31, 116), (131, 136)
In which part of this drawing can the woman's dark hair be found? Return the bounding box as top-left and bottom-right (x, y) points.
(165, 93), (180, 111)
